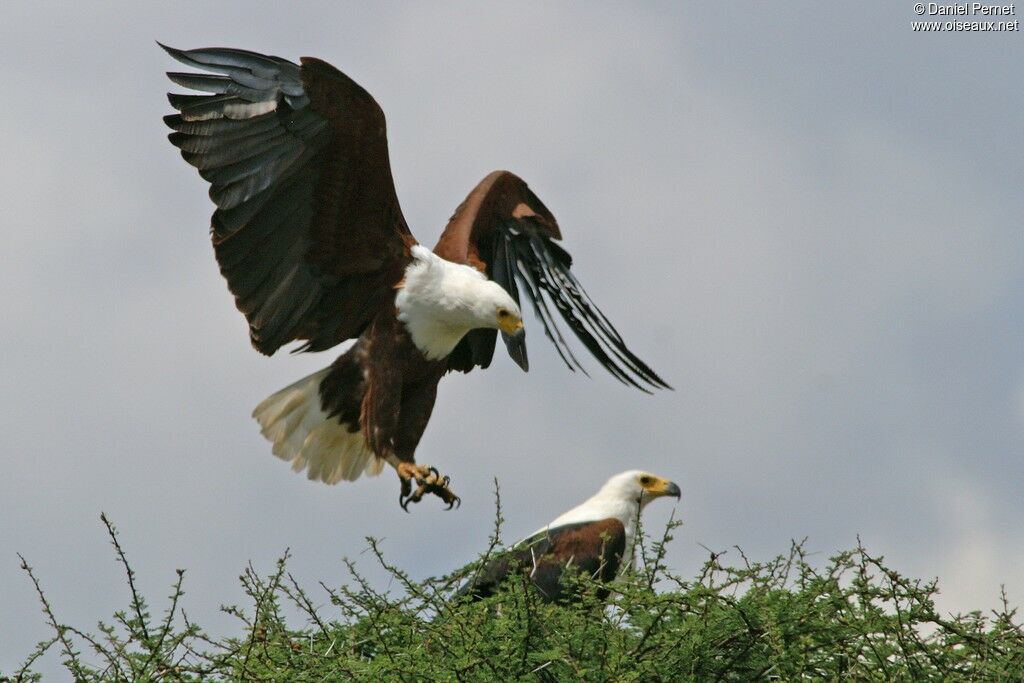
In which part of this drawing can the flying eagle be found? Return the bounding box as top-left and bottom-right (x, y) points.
(161, 45), (669, 509)
(457, 471), (680, 602)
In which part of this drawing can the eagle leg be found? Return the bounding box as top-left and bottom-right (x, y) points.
(396, 463), (460, 511)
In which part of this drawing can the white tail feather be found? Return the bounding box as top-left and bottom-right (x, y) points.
(252, 368), (383, 484)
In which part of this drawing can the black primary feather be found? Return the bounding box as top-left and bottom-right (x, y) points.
(161, 44), (333, 354)
(490, 227), (529, 371)
(494, 217), (671, 391)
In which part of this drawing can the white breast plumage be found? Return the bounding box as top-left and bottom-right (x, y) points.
(395, 245), (503, 360)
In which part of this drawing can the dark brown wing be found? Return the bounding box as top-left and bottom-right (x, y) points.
(162, 45), (414, 355)
(457, 518), (626, 603)
(437, 171), (670, 391)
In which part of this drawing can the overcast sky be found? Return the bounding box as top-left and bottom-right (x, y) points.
(2, 2), (1022, 676)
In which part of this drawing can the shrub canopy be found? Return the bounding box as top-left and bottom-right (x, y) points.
(8, 508), (1024, 682)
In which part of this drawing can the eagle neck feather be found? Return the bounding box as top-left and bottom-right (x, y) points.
(395, 245), (493, 360)
(540, 497), (642, 551)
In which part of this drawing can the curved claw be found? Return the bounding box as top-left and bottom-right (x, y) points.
(395, 464), (459, 511)
(401, 487), (425, 510)
(399, 476), (413, 512)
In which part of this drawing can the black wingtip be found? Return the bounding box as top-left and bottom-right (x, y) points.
(156, 41), (179, 57)
(500, 224), (672, 392)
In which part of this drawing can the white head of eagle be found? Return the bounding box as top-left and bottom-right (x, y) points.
(539, 470), (682, 548)
(395, 245), (524, 360)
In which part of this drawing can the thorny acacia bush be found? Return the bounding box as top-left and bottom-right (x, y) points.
(6, 486), (1024, 682)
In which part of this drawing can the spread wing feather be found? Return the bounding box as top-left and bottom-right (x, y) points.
(162, 44), (413, 355)
(439, 171), (670, 391)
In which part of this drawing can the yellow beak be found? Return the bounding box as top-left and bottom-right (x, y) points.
(499, 317), (524, 335)
(646, 479), (681, 499)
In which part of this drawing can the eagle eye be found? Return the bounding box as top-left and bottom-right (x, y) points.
(497, 308), (510, 318)
(639, 475), (652, 486)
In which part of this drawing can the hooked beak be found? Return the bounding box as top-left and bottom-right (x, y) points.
(499, 317), (524, 336)
(642, 477), (681, 500)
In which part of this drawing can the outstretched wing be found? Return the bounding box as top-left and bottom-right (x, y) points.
(456, 518), (626, 602)
(437, 171), (670, 391)
(162, 45), (414, 355)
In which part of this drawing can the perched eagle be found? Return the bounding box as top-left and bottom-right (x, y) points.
(457, 471), (680, 602)
(161, 45), (669, 509)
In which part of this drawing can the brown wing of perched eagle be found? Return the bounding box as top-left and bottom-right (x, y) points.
(457, 471), (680, 602)
(161, 44), (670, 509)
